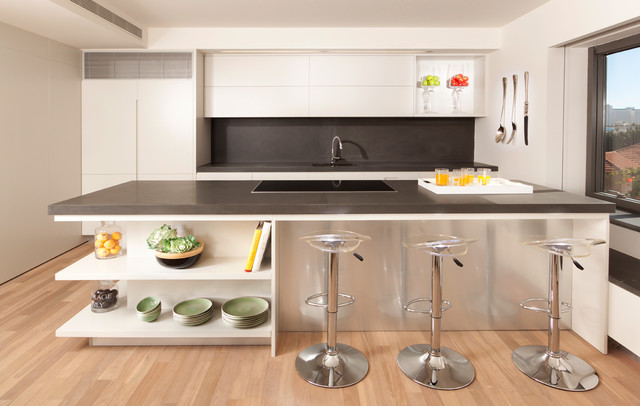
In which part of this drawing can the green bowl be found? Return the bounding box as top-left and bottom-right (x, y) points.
(137, 308), (161, 322)
(136, 296), (161, 314)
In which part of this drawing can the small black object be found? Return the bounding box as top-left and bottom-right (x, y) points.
(353, 252), (364, 261)
(453, 258), (464, 267)
(572, 259), (584, 270)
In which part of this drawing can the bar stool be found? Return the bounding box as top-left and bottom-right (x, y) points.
(513, 237), (605, 391)
(397, 234), (476, 390)
(295, 230), (370, 388)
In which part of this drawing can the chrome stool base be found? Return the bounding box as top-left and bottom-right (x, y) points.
(512, 345), (598, 391)
(295, 343), (369, 388)
(397, 344), (475, 390)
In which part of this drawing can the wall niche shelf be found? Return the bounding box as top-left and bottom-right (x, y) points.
(414, 55), (486, 117)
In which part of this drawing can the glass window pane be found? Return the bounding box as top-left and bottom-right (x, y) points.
(604, 47), (640, 200)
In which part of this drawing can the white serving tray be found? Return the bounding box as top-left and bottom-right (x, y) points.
(418, 178), (533, 194)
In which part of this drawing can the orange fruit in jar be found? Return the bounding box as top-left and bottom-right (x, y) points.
(96, 247), (110, 257)
(111, 231), (122, 240)
(103, 239), (117, 250)
(96, 232), (109, 241)
(94, 240), (104, 248)
(110, 245), (121, 255)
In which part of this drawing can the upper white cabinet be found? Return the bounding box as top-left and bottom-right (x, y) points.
(205, 55), (309, 117)
(308, 55), (413, 117)
(308, 55), (413, 86)
(206, 55), (309, 86)
(309, 87), (413, 117)
(203, 53), (485, 118)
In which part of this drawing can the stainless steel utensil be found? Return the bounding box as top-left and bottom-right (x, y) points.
(495, 77), (507, 143)
(524, 71), (529, 145)
(506, 74), (518, 144)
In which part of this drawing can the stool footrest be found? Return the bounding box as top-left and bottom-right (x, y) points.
(519, 298), (572, 314)
(305, 292), (355, 308)
(403, 297), (451, 314)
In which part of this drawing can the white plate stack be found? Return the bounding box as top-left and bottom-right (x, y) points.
(221, 297), (269, 329)
(172, 298), (214, 326)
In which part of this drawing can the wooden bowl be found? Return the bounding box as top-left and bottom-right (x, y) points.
(155, 242), (204, 269)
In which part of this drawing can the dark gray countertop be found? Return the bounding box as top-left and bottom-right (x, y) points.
(197, 161), (499, 172)
(48, 180), (615, 216)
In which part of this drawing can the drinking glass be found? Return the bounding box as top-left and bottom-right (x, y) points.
(435, 168), (449, 186)
(478, 168), (491, 185)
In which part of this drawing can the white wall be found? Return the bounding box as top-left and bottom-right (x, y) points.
(0, 21), (85, 284)
(475, 0), (640, 259)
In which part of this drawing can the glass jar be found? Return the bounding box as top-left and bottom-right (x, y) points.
(94, 221), (123, 259)
(91, 280), (119, 313)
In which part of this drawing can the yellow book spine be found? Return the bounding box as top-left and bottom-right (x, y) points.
(245, 222), (263, 272)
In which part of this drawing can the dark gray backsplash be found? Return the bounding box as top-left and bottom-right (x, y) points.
(211, 117), (474, 163)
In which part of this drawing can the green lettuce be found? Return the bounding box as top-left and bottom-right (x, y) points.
(147, 225), (201, 253)
(146, 224), (177, 250)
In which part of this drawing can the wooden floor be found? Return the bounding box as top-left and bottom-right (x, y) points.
(1, 243), (640, 405)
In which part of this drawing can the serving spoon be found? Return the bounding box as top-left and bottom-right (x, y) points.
(495, 77), (507, 143)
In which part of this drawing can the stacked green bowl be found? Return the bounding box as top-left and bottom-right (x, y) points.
(136, 296), (162, 322)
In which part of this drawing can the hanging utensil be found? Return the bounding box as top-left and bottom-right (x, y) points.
(524, 71), (529, 145)
(506, 74), (518, 144)
(495, 77), (507, 143)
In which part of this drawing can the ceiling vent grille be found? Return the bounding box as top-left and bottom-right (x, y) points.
(68, 0), (143, 39)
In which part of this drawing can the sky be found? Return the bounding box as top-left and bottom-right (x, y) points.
(606, 47), (640, 109)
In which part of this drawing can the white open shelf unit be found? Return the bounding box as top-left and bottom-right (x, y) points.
(55, 220), (277, 355)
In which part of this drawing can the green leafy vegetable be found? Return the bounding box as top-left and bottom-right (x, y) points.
(146, 224), (177, 250)
(147, 224), (201, 253)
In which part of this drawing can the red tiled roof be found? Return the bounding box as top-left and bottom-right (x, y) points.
(605, 143), (640, 173)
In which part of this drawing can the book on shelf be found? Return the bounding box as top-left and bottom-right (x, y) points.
(251, 221), (271, 272)
(244, 221), (263, 272)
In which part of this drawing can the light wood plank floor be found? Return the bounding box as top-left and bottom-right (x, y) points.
(1, 242), (639, 405)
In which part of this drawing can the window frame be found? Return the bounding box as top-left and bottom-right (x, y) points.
(587, 33), (640, 214)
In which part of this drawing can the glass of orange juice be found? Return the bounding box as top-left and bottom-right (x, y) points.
(435, 168), (450, 186)
(452, 169), (463, 186)
(463, 168), (475, 185)
(478, 168), (491, 185)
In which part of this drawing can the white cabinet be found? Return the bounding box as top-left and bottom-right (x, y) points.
(82, 79), (194, 233)
(137, 80), (194, 178)
(309, 87), (413, 117)
(308, 55), (413, 117)
(309, 55), (413, 86)
(82, 80), (137, 176)
(206, 55), (309, 86)
(205, 87), (308, 117)
(202, 53), (486, 117)
(82, 79), (195, 183)
(205, 55), (309, 117)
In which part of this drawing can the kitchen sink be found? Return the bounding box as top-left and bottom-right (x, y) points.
(252, 180), (396, 193)
(311, 161), (356, 167)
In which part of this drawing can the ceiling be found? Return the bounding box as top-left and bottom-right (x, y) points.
(0, 0), (550, 49)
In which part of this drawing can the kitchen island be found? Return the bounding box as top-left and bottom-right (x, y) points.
(49, 180), (614, 355)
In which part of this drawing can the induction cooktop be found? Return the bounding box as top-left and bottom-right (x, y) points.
(252, 180), (396, 193)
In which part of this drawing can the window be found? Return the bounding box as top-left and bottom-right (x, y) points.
(587, 33), (640, 213)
